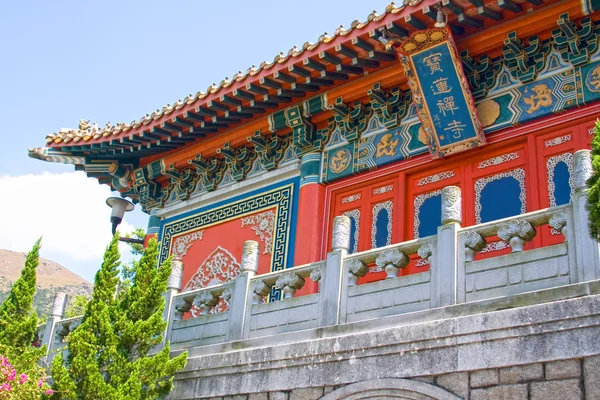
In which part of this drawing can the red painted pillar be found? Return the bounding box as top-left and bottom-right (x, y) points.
(294, 153), (326, 294)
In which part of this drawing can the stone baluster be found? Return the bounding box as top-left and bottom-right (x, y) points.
(497, 220), (536, 252)
(275, 272), (306, 299)
(230, 240), (260, 341)
(221, 286), (232, 306)
(464, 231), (487, 261)
(549, 211), (568, 237)
(435, 186), (462, 307)
(310, 266), (322, 285)
(417, 242), (433, 265)
(375, 249), (409, 279)
(251, 280), (271, 305)
(571, 150), (600, 281)
(317, 216), (351, 327)
(173, 297), (192, 321)
(41, 292), (66, 356)
(345, 259), (368, 286)
(53, 322), (70, 344)
(193, 291), (218, 315)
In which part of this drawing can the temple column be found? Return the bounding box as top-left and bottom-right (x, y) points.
(144, 208), (160, 245)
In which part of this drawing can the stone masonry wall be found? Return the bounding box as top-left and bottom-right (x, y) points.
(200, 356), (600, 400)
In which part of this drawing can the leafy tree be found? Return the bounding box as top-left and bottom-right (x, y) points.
(120, 228), (146, 292)
(588, 120), (600, 239)
(0, 239), (42, 350)
(51, 235), (187, 399)
(0, 239), (49, 394)
(64, 295), (89, 319)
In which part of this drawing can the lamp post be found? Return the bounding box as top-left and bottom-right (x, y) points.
(106, 197), (144, 245)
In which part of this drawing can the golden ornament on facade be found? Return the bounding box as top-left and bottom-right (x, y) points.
(476, 100), (501, 128)
(330, 149), (352, 174)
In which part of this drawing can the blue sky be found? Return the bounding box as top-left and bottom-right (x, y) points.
(0, 1), (391, 281)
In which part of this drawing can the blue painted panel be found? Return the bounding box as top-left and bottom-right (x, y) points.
(374, 208), (389, 248)
(480, 177), (522, 223)
(553, 161), (571, 206)
(412, 41), (481, 149)
(349, 216), (357, 255)
(418, 194), (441, 238)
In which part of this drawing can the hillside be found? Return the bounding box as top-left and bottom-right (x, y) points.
(0, 249), (93, 319)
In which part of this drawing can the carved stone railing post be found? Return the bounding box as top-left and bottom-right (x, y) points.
(497, 220), (536, 252)
(173, 297), (192, 321)
(318, 216), (351, 327)
(435, 186), (462, 307)
(375, 249), (409, 279)
(275, 272), (306, 299)
(345, 259), (368, 286)
(230, 240), (260, 342)
(570, 150), (600, 281)
(41, 292), (66, 357)
(164, 257), (185, 347)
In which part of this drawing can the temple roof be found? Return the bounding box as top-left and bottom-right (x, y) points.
(32, 0), (561, 163)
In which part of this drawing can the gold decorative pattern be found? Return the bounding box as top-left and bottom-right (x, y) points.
(375, 133), (399, 158)
(476, 100), (501, 128)
(523, 84), (553, 114)
(330, 149), (351, 174)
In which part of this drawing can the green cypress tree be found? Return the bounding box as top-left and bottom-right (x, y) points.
(0, 238), (42, 349)
(588, 120), (600, 239)
(51, 235), (187, 399)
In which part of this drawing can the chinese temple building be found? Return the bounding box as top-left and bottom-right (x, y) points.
(31, 0), (600, 398)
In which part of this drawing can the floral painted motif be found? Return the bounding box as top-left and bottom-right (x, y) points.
(183, 246), (241, 316)
(241, 210), (275, 254)
(171, 230), (204, 259)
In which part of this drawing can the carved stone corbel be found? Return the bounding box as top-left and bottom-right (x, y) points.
(275, 272), (305, 299)
(549, 211), (568, 237)
(193, 291), (218, 315)
(174, 297), (192, 320)
(464, 231), (487, 261)
(497, 220), (536, 252)
(375, 249), (409, 279)
(345, 258), (368, 286)
(251, 280), (271, 305)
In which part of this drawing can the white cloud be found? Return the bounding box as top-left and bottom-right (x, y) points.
(0, 171), (146, 281)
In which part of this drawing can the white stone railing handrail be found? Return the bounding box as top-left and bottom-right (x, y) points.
(173, 281), (232, 304)
(249, 260), (324, 286)
(344, 236), (434, 265)
(459, 203), (570, 238)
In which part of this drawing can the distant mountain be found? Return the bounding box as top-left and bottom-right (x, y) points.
(0, 249), (93, 319)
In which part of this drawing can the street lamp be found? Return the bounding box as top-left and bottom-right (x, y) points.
(106, 197), (144, 245)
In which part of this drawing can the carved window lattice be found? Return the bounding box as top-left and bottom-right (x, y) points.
(413, 190), (442, 239)
(371, 201), (393, 249)
(343, 209), (361, 254)
(477, 152), (520, 169)
(373, 185), (393, 195)
(241, 210), (275, 254)
(183, 246), (241, 316)
(547, 152), (574, 208)
(342, 194), (362, 204)
(545, 134), (571, 148)
(480, 241), (510, 254)
(417, 171), (456, 186)
(171, 230), (204, 259)
(475, 168), (526, 224)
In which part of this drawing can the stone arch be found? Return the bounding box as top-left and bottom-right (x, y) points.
(320, 378), (463, 400)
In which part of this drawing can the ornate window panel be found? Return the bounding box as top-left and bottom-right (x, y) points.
(414, 190), (442, 239)
(241, 210), (276, 254)
(373, 185), (393, 195)
(477, 152), (520, 169)
(371, 201), (393, 249)
(475, 168), (526, 224)
(172, 230), (204, 259)
(417, 171), (456, 186)
(547, 152), (574, 208)
(544, 134), (571, 148)
(342, 193), (361, 204)
(343, 209), (361, 254)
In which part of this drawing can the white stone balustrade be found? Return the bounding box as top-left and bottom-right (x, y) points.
(39, 183), (600, 359)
